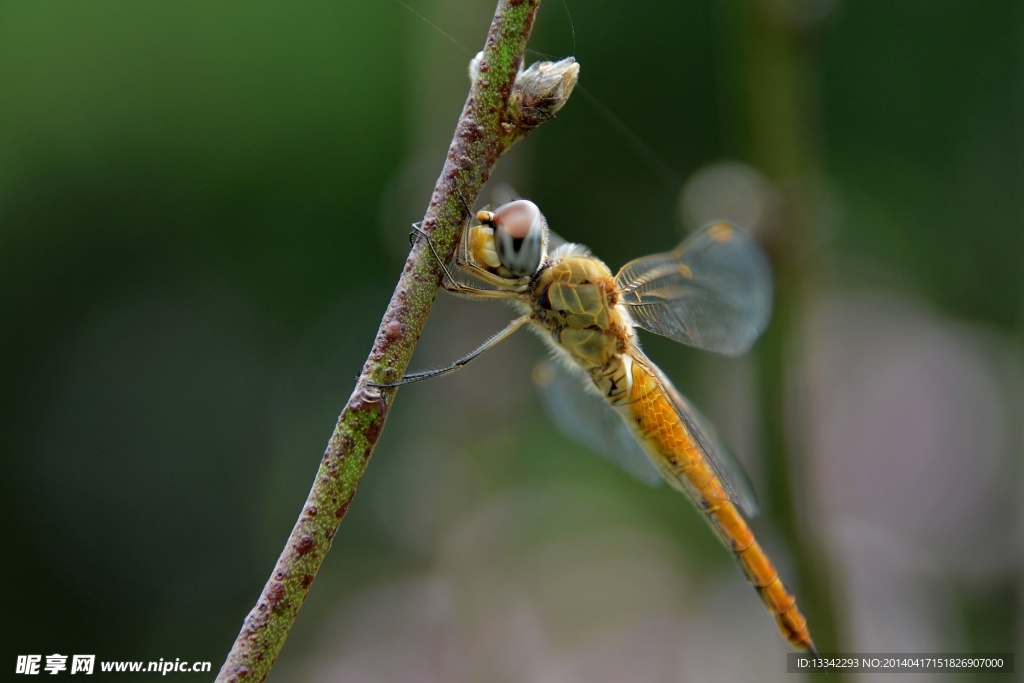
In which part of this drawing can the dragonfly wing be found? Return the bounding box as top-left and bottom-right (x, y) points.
(533, 360), (663, 487)
(546, 228), (568, 252)
(615, 222), (772, 356)
(637, 351), (761, 516)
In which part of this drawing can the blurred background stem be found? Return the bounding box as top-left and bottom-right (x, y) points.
(725, 0), (845, 674)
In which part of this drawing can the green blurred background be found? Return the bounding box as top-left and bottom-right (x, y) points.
(1, 1), (1021, 681)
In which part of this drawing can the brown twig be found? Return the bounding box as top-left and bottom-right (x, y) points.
(214, 2), (579, 681)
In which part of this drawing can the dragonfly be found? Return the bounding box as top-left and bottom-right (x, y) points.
(387, 198), (816, 653)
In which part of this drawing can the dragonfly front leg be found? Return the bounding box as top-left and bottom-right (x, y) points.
(409, 223), (507, 300)
(371, 315), (531, 387)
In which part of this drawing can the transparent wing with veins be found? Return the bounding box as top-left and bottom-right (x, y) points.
(533, 360), (663, 487)
(616, 222), (772, 357)
(534, 354), (760, 516)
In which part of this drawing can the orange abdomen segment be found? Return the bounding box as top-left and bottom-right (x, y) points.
(720, 503), (813, 650)
(627, 360), (815, 651)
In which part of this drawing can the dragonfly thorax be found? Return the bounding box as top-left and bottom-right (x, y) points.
(530, 252), (635, 371)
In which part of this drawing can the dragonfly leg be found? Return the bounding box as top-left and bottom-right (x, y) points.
(408, 223), (506, 300)
(455, 188), (474, 217)
(408, 222), (454, 278)
(371, 315), (530, 387)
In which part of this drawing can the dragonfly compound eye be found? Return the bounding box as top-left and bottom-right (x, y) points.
(492, 199), (545, 277)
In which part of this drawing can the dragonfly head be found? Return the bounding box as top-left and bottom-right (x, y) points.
(478, 199), (547, 278)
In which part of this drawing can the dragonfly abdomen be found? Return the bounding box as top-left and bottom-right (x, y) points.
(625, 357), (816, 652)
(708, 500), (813, 650)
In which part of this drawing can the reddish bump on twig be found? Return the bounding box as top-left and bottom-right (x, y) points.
(294, 536), (315, 556)
(266, 582), (285, 607)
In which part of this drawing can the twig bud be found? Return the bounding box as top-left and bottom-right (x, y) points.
(510, 57), (579, 129)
